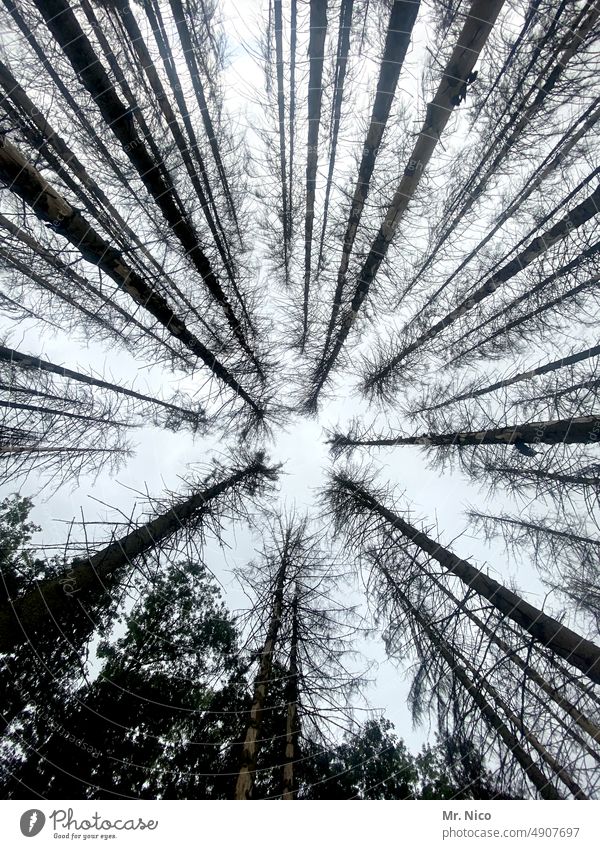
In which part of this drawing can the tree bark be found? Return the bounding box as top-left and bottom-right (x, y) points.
(310, 0), (504, 403)
(408, 0), (598, 296)
(422, 567), (600, 755)
(419, 344), (600, 413)
(274, 0), (290, 279)
(407, 97), (600, 314)
(282, 588), (299, 799)
(336, 414), (600, 450)
(34, 0), (257, 370)
(389, 581), (562, 799)
(320, 0), (420, 357)
(363, 182), (600, 392)
(0, 136), (261, 413)
(316, 0), (354, 278)
(235, 552), (288, 800)
(332, 473), (600, 683)
(168, 0), (239, 229)
(0, 460), (269, 654)
(0, 345), (205, 427)
(302, 0), (328, 350)
(483, 465), (600, 489)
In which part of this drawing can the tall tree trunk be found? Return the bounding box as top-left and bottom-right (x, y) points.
(331, 472), (600, 682)
(333, 414), (600, 450)
(301, 0), (328, 351)
(0, 457), (271, 654)
(388, 580), (562, 799)
(483, 465), (600, 489)
(235, 552), (289, 800)
(408, 0), (598, 295)
(422, 567), (600, 754)
(316, 0), (354, 276)
(469, 512), (600, 549)
(0, 345), (206, 428)
(0, 234), (193, 372)
(289, 0), (297, 234)
(320, 0), (420, 357)
(0, 0), (158, 231)
(34, 0), (258, 370)
(451, 266), (600, 366)
(417, 344), (600, 413)
(282, 587), (299, 799)
(363, 183), (600, 394)
(0, 399), (131, 429)
(0, 136), (262, 414)
(143, 0), (253, 338)
(405, 97), (600, 314)
(113, 0), (249, 332)
(446, 182), (600, 357)
(274, 0), (291, 281)
(310, 0), (504, 403)
(168, 0), (239, 230)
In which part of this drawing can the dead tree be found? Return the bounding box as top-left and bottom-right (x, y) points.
(318, 0), (421, 359)
(282, 585), (299, 799)
(329, 414), (600, 453)
(469, 510), (600, 635)
(406, 0), (600, 302)
(324, 468), (600, 683)
(307, 0), (504, 407)
(32, 0), (262, 374)
(0, 344), (207, 433)
(0, 451), (278, 655)
(315, 0), (354, 278)
(301, 0), (328, 350)
(325, 469), (600, 796)
(235, 537), (288, 800)
(361, 182), (600, 398)
(410, 344), (600, 416)
(0, 135), (264, 420)
(234, 514), (362, 799)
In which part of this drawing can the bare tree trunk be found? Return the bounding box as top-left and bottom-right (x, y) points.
(331, 472), (600, 682)
(423, 568), (600, 754)
(0, 457), (271, 654)
(334, 414), (600, 450)
(483, 465), (600, 489)
(390, 580), (562, 799)
(408, 1), (599, 295)
(406, 97), (600, 314)
(418, 344), (600, 413)
(320, 0), (420, 357)
(447, 201), (600, 356)
(34, 0), (259, 371)
(0, 345), (205, 428)
(235, 551), (288, 800)
(310, 0), (504, 403)
(0, 136), (262, 414)
(451, 265), (600, 366)
(315, 0), (354, 276)
(289, 0), (297, 231)
(274, 0), (291, 281)
(301, 0), (328, 351)
(469, 511), (600, 549)
(0, 399), (130, 428)
(363, 183), (600, 393)
(168, 0), (239, 230)
(282, 587), (299, 799)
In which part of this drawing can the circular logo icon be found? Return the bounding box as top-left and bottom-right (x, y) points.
(20, 810), (46, 837)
